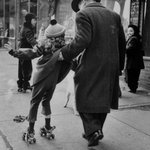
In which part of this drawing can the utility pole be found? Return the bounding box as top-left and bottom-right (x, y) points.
(15, 0), (20, 50)
(28, 0), (30, 13)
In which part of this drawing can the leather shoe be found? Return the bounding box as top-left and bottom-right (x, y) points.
(82, 133), (88, 140)
(87, 130), (104, 147)
(129, 90), (136, 93)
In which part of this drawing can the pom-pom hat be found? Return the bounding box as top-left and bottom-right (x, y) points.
(45, 19), (65, 38)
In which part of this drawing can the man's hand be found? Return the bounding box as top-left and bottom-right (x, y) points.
(58, 51), (64, 61)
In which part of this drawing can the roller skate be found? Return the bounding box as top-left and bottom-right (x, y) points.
(22, 87), (32, 93)
(22, 128), (36, 144)
(18, 87), (23, 92)
(40, 126), (56, 140)
(22, 84), (32, 93)
(13, 115), (27, 123)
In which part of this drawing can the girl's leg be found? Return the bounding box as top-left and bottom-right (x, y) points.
(23, 82), (44, 144)
(41, 86), (56, 129)
(45, 115), (51, 130)
(41, 62), (61, 129)
(27, 83), (45, 124)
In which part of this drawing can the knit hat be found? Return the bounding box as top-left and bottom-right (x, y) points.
(71, 0), (101, 12)
(25, 13), (36, 23)
(44, 19), (65, 38)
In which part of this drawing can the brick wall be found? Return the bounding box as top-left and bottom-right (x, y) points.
(139, 57), (150, 90)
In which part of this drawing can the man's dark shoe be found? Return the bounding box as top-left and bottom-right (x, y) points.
(129, 90), (136, 93)
(87, 130), (104, 147)
(82, 133), (88, 140)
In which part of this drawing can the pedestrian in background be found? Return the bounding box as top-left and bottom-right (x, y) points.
(125, 24), (145, 93)
(58, 0), (126, 147)
(37, 23), (46, 41)
(18, 13), (37, 92)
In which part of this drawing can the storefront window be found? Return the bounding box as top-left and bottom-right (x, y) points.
(130, 0), (140, 26)
(30, 0), (37, 15)
(0, 0), (4, 37)
(113, 1), (121, 14)
(9, 0), (15, 38)
(20, 0), (28, 26)
(112, 0), (131, 35)
(122, 0), (131, 35)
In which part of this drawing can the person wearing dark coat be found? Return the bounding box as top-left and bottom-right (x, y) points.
(125, 24), (145, 93)
(18, 13), (37, 92)
(58, 0), (126, 147)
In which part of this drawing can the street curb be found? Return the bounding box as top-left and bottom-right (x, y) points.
(0, 130), (13, 150)
(119, 102), (150, 110)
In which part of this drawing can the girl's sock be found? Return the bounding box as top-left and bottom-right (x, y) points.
(28, 122), (35, 133)
(45, 117), (51, 130)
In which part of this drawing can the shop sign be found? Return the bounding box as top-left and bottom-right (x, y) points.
(130, 0), (140, 25)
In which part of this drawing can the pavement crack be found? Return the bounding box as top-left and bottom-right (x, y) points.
(0, 130), (13, 150)
(110, 114), (150, 138)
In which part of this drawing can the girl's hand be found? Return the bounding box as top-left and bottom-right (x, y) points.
(4, 42), (13, 51)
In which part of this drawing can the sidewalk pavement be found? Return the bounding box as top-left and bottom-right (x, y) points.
(0, 49), (150, 150)
(119, 77), (150, 109)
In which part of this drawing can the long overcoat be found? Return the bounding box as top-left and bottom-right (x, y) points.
(126, 35), (144, 70)
(61, 2), (126, 113)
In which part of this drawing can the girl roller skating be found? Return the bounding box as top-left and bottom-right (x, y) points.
(5, 19), (71, 144)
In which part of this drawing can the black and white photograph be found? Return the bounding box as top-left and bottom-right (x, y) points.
(0, 0), (150, 149)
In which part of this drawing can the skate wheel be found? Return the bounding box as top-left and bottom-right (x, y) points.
(51, 134), (55, 139)
(18, 88), (22, 92)
(28, 139), (36, 144)
(47, 134), (55, 140)
(40, 132), (46, 137)
(22, 90), (26, 93)
(47, 136), (52, 140)
(33, 138), (36, 143)
(22, 133), (26, 141)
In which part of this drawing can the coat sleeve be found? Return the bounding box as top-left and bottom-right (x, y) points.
(8, 46), (45, 60)
(61, 11), (92, 61)
(25, 29), (37, 47)
(8, 49), (38, 60)
(126, 37), (138, 55)
(118, 16), (126, 72)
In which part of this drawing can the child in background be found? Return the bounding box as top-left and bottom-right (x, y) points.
(4, 19), (71, 144)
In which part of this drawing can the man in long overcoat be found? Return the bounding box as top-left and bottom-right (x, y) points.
(59, 0), (126, 146)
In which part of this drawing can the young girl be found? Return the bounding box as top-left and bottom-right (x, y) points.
(125, 24), (144, 93)
(5, 19), (71, 144)
(17, 13), (37, 93)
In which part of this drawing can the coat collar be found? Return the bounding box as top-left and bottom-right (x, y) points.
(85, 2), (105, 9)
